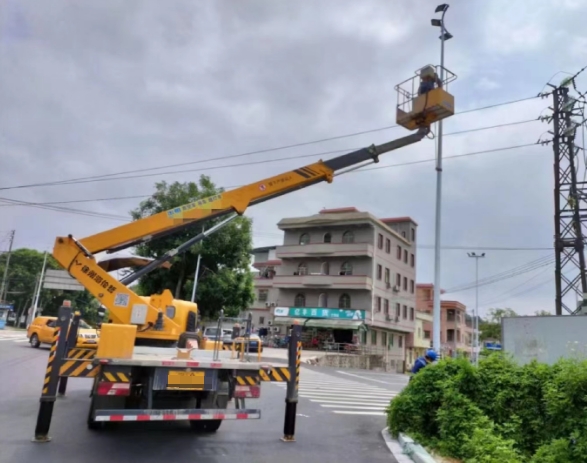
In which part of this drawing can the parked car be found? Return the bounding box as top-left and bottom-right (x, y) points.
(27, 316), (99, 349)
(225, 333), (263, 353)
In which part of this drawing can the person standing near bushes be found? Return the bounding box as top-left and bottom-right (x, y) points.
(409, 349), (438, 381)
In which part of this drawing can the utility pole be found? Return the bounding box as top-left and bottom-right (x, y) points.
(549, 82), (587, 315)
(30, 251), (48, 323)
(430, 4), (453, 354)
(467, 252), (485, 365)
(0, 230), (15, 303)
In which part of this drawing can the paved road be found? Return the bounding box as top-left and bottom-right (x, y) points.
(0, 335), (399, 463)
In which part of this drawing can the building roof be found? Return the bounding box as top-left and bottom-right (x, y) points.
(276, 209), (411, 244)
(252, 245), (277, 253)
(416, 283), (446, 294)
(380, 216), (418, 226)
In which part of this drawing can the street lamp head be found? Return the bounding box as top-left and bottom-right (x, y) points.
(435, 4), (450, 13)
(481, 253), (486, 257)
(431, 18), (442, 27)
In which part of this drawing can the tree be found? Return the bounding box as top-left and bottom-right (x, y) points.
(479, 308), (518, 341)
(130, 176), (254, 319)
(0, 248), (101, 322)
(534, 310), (552, 316)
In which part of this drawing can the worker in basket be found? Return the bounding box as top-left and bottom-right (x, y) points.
(409, 348), (438, 381)
(418, 65), (442, 95)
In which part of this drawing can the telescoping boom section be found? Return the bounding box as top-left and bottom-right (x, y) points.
(52, 128), (430, 341)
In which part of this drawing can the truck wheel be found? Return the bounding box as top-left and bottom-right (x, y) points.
(30, 334), (40, 348)
(87, 398), (104, 431)
(189, 394), (228, 433)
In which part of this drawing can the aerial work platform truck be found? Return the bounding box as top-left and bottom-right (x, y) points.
(31, 65), (455, 442)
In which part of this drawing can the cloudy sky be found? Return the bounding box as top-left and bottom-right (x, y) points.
(2, 0), (587, 317)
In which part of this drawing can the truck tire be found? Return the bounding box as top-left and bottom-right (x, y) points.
(87, 397), (104, 430)
(189, 393), (228, 433)
(30, 333), (40, 348)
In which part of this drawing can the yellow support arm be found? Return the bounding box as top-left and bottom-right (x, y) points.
(52, 126), (431, 341)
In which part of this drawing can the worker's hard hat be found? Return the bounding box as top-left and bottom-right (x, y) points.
(421, 66), (435, 78)
(425, 349), (438, 361)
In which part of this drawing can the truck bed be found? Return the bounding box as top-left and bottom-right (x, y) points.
(97, 346), (272, 370)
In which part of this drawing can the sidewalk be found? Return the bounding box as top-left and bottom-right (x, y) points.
(259, 347), (326, 364)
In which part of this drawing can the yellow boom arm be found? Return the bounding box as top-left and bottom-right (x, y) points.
(53, 126), (430, 341)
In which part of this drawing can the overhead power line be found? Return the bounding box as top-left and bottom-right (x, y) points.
(445, 255), (555, 294)
(0, 139), (545, 214)
(0, 98), (540, 192)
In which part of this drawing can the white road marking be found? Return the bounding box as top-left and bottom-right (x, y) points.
(332, 410), (386, 416)
(335, 370), (407, 385)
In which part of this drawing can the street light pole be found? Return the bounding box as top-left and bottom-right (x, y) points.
(467, 252), (485, 365)
(431, 4), (453, 355)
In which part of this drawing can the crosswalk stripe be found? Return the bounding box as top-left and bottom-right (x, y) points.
(299, 392), (396, 399)
(309, 399), (392, 405)
(321, 405), (386, 410)
(332, 411), (386, 416)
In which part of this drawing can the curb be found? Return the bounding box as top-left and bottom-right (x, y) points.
(381, 428), (436, 463)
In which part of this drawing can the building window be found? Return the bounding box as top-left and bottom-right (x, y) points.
(339, 293), (351, 308)
(340, 261), (353, 275)
(417, 327), (422, 338)
(382, 332), (387, 347)
(377, 264), (382, 280)
(342, 230), (355, 243)
(385, 238), (391, 253)
(297, 262), (308, 275)
(389, 333), (394, 347)
(447, 309), (456, 322)
(259, 316), (265, 325)
(321, 261), (330, 275)
(410, 253), (415, 267)
(294, 293), (306, 307)
(376, 296), (382, 312)
(447, 329), (455, 342)
(409, 307), (414, 321)
(299, 233), (310, 245)
(377, 233), (383, 249)
(318, 293), (328, 308)
(395, 303), (400, 318)
(403, 249), (408, 263)
(396, 245), (401, 259)
(424, 330), (431, 339)
(403, 276), (408, 291)
(410, 280), (414, 294)
(323, 233), (332, 243)
(396, 273), (401, 286)
(371, 329), (377, 345)
(402, 231), (406, 238)
(258, 290), (268, 302)
(384, 299), (389, 315)
(385, 268), (390, 284)
(403, 305), (407, 319)
(411, 228), (416, 241)
(398, 335), (403, 348)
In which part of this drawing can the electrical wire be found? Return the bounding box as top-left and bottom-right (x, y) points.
(444, 255), (555, 294)
(479, 264), (554, 306)
(0, 100), (541, 192)
(0, 140), (544, 211)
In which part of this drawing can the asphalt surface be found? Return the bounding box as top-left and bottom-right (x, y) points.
(0, 332), (406, 463)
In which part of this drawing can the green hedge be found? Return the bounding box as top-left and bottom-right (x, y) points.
(386, 354), (587, 462)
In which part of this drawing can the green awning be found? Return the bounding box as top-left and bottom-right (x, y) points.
(272, 317), (366, 330)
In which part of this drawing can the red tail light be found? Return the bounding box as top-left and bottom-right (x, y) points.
(96, 382), (131, 396)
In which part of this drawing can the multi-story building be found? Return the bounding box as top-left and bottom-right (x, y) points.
(406, 309), (433, 367)
(248, 207), (418, 369)
(415, 283), (475, 358)
(249, 246), (281, 329)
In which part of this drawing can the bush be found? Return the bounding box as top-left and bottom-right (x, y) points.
(387, 353), (587, 462)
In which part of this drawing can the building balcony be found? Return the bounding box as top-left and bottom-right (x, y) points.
(275, 242), (374, 259)
(273, 274), (372, 290)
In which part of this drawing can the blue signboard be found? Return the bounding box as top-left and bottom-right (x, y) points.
(0, 304), (14, 310)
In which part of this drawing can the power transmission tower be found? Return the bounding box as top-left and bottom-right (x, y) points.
(0, 230), (15, 303)
(550, 84), (587, 315)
